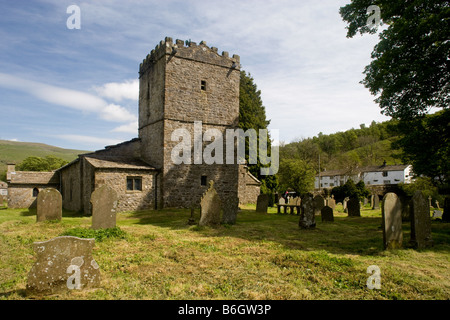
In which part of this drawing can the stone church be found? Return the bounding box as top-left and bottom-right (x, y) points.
(6, 37), (261, 213)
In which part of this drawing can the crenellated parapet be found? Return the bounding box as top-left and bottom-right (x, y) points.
(139, 37), (240, 76)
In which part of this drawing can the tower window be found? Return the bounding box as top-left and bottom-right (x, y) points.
(127, 177), (142, 191)
(201, 80), (207, 91)
(32, 187), (39, 197)
(201, 175), (207, 186)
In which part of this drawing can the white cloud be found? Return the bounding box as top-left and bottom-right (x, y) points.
(111, 121), (138, 134)
(94, 79), (139, 102)
(0, 73), (137, 124)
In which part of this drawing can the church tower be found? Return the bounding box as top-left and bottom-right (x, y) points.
(138, 37), (241, 208)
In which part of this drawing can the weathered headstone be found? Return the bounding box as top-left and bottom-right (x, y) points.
(222, 195), (239, 224)
(26, 236), (101, 295)
(279, 197), (285, 205)
(382, 193), (403, 249)
(199, 181), (222, 226)
(321, 205), (334, 222)
(313, 195), (325, 216)
(347, 197), (361, 217)
(372, 194), (380, 210)
(256, 194), (269, 214)
(36, 188), (62, 222)
(409, 191), (433, 249)
(91, 185), (118, 230)
(299, 194), (316, 229)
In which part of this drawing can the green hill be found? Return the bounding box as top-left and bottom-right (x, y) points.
(0, 140), (90, 180)
(280, 120), (404, 173)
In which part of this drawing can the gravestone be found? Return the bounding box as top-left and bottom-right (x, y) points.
(26, 236), (101, 295)
(432, 210), (443, 219)
(36, 188), (62, 222)
(313, 195), (325, 216)
(327, 196), (336, 210)
(278, 198), (285, 205)
(347, 197), (361, 217)
(222, 195), (239, 224)
(256, 194), (269, 214)
(91, 185), (118, 230)
(399, 195), (411, 222)
(299, 194), (316, 229)
(428, 196), (433, 208)
(382, 193), (403, 249)
(199, 181), (222, 226)
(409, 191), (433, 249)
(0, 194), (3, 207)
(321, 205), (334, 222)
(372, 194), (380, 210)
(343, 197), (349, 213)
(435, 200), (440, 210)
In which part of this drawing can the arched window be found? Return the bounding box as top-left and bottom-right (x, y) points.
(32, 187), (39, 197)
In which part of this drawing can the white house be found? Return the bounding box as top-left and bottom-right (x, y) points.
(315, 163), (413, 189)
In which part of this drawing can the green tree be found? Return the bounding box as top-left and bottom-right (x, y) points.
(392, 109), (450, 188)
(340, 0), (449, 119)
(277, 159), (315, 195)
(239, 70), (278, 191)
(17, 156), (68, 171)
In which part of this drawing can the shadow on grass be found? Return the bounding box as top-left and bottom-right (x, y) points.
(125, 207), (450, 256)
(18, 208), (85, 218)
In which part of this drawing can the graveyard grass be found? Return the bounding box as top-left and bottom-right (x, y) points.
(0, 203), (449, 300)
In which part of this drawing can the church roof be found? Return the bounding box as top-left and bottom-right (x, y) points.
(84, 156), (156, 171)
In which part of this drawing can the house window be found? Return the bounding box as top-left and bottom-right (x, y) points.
(32, 187), (39, 197)
(201, 80), (207, 91)
(127, 177), (142, 191)
(382, 171), (388, 177)
(201, 175), (207, 186)
(383, 180), (391, 184)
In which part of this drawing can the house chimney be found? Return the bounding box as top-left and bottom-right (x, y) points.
(6, 163), (16, 182)
(382, 160), (387, 167)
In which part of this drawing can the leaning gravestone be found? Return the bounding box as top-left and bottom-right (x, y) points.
(256, 194), (269, 214)
(299, 194), (316, 229)
(313, 195), (325, 216)
(222, 195), (239, 224)
(347, 197), (361, 217)
(199, 181), (222, 226)
(91, 185), (118, 230)
(409, 191), (433, 249)
(36, 188), (62, 222)
(382, 193), (403, 249)
(26, 236), (101, 295)
(321, 205), (334, 222)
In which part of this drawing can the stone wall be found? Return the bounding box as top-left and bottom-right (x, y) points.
(138, 37), (241, 209)
(60, 160), (82, 212)
(238, 166), (261, 205)
(7, 171), (59, 209)
(94, 169), (155, 212)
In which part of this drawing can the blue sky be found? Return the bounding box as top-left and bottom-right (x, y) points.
(0, 0), (390, 151)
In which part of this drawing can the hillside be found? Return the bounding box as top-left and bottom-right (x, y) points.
(279, 120), (404, 173)
(0, 140), (90, 180)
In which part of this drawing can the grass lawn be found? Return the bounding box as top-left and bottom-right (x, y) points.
(0, 203), (449, 300)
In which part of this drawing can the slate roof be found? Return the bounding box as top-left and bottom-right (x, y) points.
(317, 164), (410, 177)
(84, 156), (156, 171)
(8, 171), (59, 185)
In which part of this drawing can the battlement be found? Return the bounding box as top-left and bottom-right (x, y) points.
(139, 37), (240, 76)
